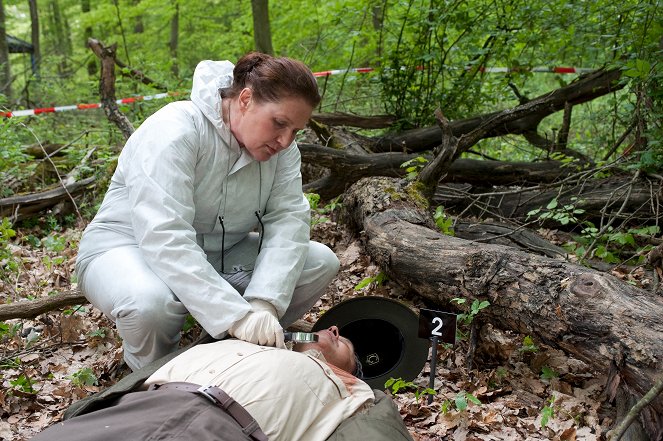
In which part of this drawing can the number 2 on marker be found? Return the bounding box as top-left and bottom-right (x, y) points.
(431, 317), (443, 336)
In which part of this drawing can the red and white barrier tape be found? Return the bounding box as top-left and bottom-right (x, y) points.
(476, 66), (595, 74)
(1, 66), (594, 118)
(1, 92), (182, 118)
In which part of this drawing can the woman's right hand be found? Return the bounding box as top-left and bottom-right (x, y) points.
(228, 299), (286, 348)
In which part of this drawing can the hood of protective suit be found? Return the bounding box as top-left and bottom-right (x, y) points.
(190, 60), (235, 137)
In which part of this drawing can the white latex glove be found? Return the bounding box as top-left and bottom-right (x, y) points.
(228, 299), (286, 348)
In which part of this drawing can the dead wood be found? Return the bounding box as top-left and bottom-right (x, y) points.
(87, 39), (135, 141)
(311, 112), (397, 129)
(0, 288), (315, 337)
(434, 174), (662, 227)
(23, 142), (65, 158)
(87, 38), (168, 91)
(369, 68), (623, 156)
(0, 176), (95, 221)
(0, 289), (86, 321)
(343, 176), (663, 440)
(300, 142), (570, 200)
(454, 220), (568, 259)
(299, 143), (419, 199)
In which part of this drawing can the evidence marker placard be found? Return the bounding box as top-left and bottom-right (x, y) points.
(418, 308), (457, 344)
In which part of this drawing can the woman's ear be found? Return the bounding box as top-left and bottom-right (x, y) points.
(238, 88), (253, 112)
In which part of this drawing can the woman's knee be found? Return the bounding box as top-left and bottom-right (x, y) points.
(112, 282), (185, 330)
(307, 241), (340, 277)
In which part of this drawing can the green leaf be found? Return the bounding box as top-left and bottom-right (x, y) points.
(466, 393), (481, 405)
(455, 393), (468, 411)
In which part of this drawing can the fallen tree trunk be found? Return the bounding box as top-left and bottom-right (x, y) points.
(434, 174), (662, 226)
(0, 289), (86, 321)
(300, 143), (570, 200)
(343, 176), (663, 441)
(370, 68), (623, 154)
(0, 176), (96, 221)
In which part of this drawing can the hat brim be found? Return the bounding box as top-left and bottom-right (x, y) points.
(312, 296), (429, 389)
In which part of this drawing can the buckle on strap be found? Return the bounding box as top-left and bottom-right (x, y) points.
(197, 385), (233, 409)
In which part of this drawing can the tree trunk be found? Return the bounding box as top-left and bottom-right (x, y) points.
(29, 0), (41, 78)
(133, 0), (144, 33)
(82, 0), (96, 76)
(0, 0), (12, 100)
(343, 176), (663, 441)
(251, 0), (273, 55)
(48, 0), (70, 76)
(169, 0), (179, 77)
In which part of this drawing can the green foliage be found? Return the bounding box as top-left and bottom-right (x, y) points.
(565, 224), (660, 264)
(42, 234), (67, 252)
(519, 335), (539, 353)
(433, 206), (455, 236)
(63, 305), (87, 316)
(452, 298), (490, 327)
(10, 374), (36, 394)
(354, 271), (388, 291)
(305, 193), (342, 227)
(0, 119), (35, 197)
(68, 367), (99, 387)
(87, 328), (108, 339)
(540, 366), (559, 381)
(400, 156), (428, 180)
(529, 195), (660, 264)
(527, 197), (585, 226)
(451, 298), (489, 341)
(540, 396), (556, 427)
(0, 218), (19, 276)
(181, 314), (197, 333)
(0, 321), (22, 340)
(454, 391), (482, 411)
(384, 377), (436, 402)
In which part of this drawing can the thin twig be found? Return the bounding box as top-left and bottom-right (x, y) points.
(608, 374), (663, 441)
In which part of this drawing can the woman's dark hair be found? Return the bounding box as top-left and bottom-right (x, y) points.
(222, 52), (321, 108)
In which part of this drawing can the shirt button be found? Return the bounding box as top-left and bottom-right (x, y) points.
(237, 352), (243, 356)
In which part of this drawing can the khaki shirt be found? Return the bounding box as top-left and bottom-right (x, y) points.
(144, 340), (375, 441)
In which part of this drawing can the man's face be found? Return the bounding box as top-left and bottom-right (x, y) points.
(294, 326), (356, 374)
(232, 89), (312, 162)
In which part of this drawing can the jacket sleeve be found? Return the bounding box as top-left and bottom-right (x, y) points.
(242, 143), (311, 317)
(122, 106), (250, 337)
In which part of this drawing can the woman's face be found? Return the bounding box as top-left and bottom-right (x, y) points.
(231, 88), (313, 161)
(294, 326), (356, 374)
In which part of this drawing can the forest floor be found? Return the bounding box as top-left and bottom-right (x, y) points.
(0, 212), (625, 441)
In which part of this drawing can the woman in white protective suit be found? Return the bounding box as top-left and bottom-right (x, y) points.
(75, 52), (340, 371)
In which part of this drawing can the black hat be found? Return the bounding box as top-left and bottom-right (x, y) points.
(312, 296), (429, 389)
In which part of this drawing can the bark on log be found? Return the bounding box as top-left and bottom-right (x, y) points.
(343, 176), (663, 440)
(454, 221), (568, 259)
(0, 289), (86, 321)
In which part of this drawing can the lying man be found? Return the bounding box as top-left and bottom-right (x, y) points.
(32, 326), (414, 441)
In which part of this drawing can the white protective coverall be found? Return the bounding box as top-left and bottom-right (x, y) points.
(75, 60), (340, 370)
